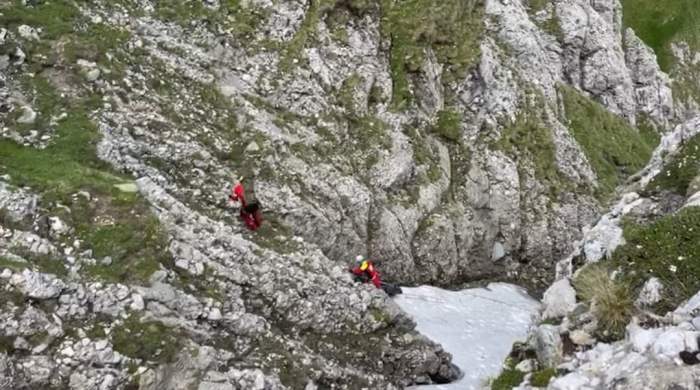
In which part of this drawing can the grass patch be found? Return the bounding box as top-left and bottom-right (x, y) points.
(0, 77), (169, 285)
(672, 61), (700, 109)
(531, 367), (556, 387)
(0, 77), (113, 203)
(347, 115), (392, 167)
(0, 1), (79, 41)
(573, 263), (634, 340)
(153, 0), (268, 41)
(380, 0), (484, 110)
(490, 357), (525, 390)
(80, 216), (170, 285)
(432, 109), (462, 142)
(647, 133), (700, 196)
(111, 315), (183, 364)
(621, 0), (700, 72)
(610, 206), (700, 314)
(0, 257), (28, 272)
(559, 85), (657, 199)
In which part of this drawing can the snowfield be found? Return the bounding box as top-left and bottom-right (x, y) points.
(395, 284), (541, 389)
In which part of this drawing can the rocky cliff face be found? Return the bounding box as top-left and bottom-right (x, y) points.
(0, 0), (697, 388)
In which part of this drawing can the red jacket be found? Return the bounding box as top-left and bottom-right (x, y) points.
(229, 183), (246, 206)
(230, 183), (262, 230)
(351, 261), (382, 289)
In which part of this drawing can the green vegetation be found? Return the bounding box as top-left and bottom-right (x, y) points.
(621, 0), (700, 72)
(0, 75), (170, 284)
(0, 336), (15, 353)
(672, 61), (700, 109)
(153, 0), (267, 41)
(81, 216), (170, 284)
(497, 104), (566, 195)
(432, 109), (462, 142)
(611, 206), (700, 314)
(531, 367), (557, 387)
(347, 115), (392, 167)
(404, 126), (443, 184)
(0, 1), (79, 40)
(0, 257), (28, 272)
(559, 85), (657, 198)
(574, 264), (634, 340)
(647, 133), (700, 195)
(338, 73), (363, 112)
(524, 0), (562, 40)
(380, 0), (484, 109)
(490, 357), (525, 390)
(111, 315), (183, 363)
(0, 0), (130, 77)
(528, 0), (550, 13)
(279, 0), (328, 70)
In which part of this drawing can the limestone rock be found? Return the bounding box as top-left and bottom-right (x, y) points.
(636, 277), (663, 307)
(542, 279), (577, 319)
(531, 325), (563, 367)
(11, 270), (65, 299)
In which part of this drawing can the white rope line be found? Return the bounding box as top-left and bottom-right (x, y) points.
(398, 291), (538, 313)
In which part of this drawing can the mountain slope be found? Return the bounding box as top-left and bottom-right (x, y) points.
(0, 0), (698, 388)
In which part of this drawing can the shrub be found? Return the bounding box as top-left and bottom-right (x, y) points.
(574, 264), (634, 340)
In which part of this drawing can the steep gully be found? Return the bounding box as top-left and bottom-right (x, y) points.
(392, 118), (700, 389)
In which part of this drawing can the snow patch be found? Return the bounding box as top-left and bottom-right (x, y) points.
(395, 283), (541, 389)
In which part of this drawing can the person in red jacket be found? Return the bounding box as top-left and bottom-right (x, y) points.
(229, 179), (263, 230)
(350, 256), (382, 289)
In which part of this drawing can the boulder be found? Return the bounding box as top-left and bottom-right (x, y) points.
(636, 277), (663, 307)
(542, 279), (577, 319)
(530, 325), (563, 367)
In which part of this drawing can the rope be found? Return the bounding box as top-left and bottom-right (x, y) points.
(398, 290), (538, 313)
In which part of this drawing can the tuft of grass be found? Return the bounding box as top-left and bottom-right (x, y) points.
(380, 0), (484, 110)
(432, 109), (462, 142)
(531, 367), (557, 387)
(574, 264), (634, 340)
(610, 207), (700, 314)
(647, 133), (700, 196)
(621, 0), (700, 72)
(111, 315), (183, 364)
(559, 85), (657, 199)
(490, 357), (526, 390)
